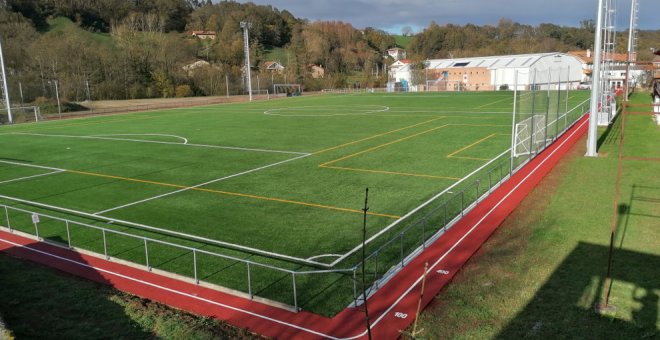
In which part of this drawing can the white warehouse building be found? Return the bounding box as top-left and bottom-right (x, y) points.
(419, 53), (584, 92)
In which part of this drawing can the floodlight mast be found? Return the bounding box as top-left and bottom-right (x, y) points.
(587, 0), (605, 157)
(0, 35), (12, 124)
(240, 21), (253, 102)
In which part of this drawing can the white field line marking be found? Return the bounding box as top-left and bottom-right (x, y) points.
(0, 159), (65, 172)
(94, 153), (311, 215)
(11, 132), (310, 156)
(264, 105), (389, 117)
(0, 237), (343, 340)
(327, 148), (512, 267)
(0, 118), (584, 339)
(325, 104), (588, 267)
(0, 170), (65, 185)
(0, 194), (326, 267)
(91, 133), (189, 144)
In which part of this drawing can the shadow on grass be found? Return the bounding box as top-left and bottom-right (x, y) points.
(596, 111), (621, 149)
(0, 236), (152, 339)
(495, 242), (659, 339)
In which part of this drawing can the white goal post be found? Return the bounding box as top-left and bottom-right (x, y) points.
(273, 84), (302, 97)
(513, 114), (547, 157)
(0, 106), (43, 124)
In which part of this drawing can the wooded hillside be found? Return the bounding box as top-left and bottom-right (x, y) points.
(0, 0), (657, 105)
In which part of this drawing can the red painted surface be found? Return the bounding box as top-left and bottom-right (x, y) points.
(0, 115), (589, 339)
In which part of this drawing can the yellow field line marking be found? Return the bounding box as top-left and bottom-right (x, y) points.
(313, 116), (446, 155)
(447, 133), (498, 158)
(320, 125), (449, 166)
(320, 165), (460, 180)
(65, 169), (399, 219)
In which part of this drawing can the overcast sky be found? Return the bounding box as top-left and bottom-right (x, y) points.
(235, 0), (659, 34)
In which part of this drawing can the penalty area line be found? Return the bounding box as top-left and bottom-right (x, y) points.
(94, 153), (311, 215)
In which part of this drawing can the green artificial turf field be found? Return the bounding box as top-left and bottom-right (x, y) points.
(0, 90), (590, 314)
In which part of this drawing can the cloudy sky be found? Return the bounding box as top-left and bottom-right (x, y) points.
(236, 0), (659, 34)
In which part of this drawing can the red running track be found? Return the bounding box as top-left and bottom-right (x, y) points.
(0, 115), (589, 339)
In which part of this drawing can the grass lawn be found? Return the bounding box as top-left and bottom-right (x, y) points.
(0, 251), (261, 339)
(410, 91), (660, 338)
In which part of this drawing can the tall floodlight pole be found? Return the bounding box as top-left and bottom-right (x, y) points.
(0, 35), (12, 124)
(240, 21), (253, 102)
(624, 0), (639, 99)
(587, 0), (605, 157)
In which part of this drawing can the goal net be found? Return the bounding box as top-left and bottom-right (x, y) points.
(273, 84), (302, 97)
(0, 106), (44, 124)
(513, 114), (547, 157)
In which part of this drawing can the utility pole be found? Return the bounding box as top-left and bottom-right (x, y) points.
(240, 21), (253, 102)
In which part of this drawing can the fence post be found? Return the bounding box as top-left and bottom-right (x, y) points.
(65, 220), (71, 248)
(34, 221), (39, 239)
(144, 239), (150, 270)
(476, 180), (481, 203)
(247, 262), (253, 299)
(353, 268), (357, 307)
(193, 250), (198, 284)
(102, 229), (108, 259)
(400, 233), (404, 267)
(4, 206), (10, 232)
(292, 273), (298, 311)
(422, 219), (426, 249)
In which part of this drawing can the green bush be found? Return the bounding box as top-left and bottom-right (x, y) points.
(175, 85), (193, 98)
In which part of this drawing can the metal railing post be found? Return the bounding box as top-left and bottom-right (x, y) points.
(476, 180), (481, 203)
(34, 221), (39, 239)
(65, 220), (71, 248)
(102, 229), (108, 259)
(400, 233), (404, 267)
(353, 268), (358, 307)
(292, 273), (298, 311)
(4, 206), (10, 231)
(144, 239), (150, 270)
(247, 262), (253, 298)
(193, 249), (198, 283)
(422, 219), (426, 249)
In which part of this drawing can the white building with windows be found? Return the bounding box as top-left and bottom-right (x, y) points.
(425, 53), (584, 91)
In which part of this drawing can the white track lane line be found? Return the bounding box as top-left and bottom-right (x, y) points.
(94, 153), (311, 215)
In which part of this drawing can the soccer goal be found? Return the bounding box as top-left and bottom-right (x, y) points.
(0, 106), (43, 124)
(273, 84), (302, 97)
(513, 114), (547, 157)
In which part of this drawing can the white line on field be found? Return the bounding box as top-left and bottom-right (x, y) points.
(90, 133), (189, 144)
(94, 153), (311, 215)
(11, 133), (310, 156)
(0, 159), (65, 172)
(0, 170), (65, 185)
